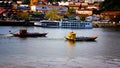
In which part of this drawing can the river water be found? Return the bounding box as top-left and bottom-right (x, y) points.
(0, 26), (120, 68)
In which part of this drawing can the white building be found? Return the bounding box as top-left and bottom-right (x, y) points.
(85, 0), (104, 3)
(58, 1), (69, 6)
(76, 10), (92, 15)
(86, 16), (100, 21)
(31, 5), (68, 14)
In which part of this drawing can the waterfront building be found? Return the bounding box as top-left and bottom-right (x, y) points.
(17, 0), (22, 4)
(76, 10), (92, 15)
(30, 0), (38, 5)
(31, 5), (68, 14)
(85, 0), (104, 3)
(100, 10), (120, 20)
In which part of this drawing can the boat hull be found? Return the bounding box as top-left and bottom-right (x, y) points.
(65, 36), (97, 41)
(13, 33), (47, 37)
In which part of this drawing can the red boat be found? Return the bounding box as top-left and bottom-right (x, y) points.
(13, 29), (47, 37)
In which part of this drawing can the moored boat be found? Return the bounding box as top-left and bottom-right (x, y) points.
(13, 28), (47, 37)
(34, 20), (93, 29)
(34, 20), (59, 28)
(65, 32), (97, 41)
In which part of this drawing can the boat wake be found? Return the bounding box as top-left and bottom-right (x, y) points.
(0, 34), (13, 37)
(42, 37), (64, 40)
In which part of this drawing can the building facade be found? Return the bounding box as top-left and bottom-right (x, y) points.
(85, 0), (104, 3)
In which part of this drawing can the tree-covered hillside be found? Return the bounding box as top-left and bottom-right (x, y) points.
(100, 0), (120, 11)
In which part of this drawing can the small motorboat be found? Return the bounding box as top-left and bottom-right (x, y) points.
(65, 32), (97, 41)
(13, 28), (47, 37)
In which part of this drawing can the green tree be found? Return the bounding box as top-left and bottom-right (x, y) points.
(33, 12), (43, 15)
(12, 0), (17, 4)
(100, 0), (120, 11)
(23, 0), (30, 4)
(17, 12), (31, 20)
(79, 15), (86, 21)
(45, 7), (62, 20)
(68, 8), (76, 14)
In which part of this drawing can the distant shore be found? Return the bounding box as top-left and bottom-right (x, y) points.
(93, 23), (120, 28)
(0, 20), (120, 28)
(0, 20), (34, 26)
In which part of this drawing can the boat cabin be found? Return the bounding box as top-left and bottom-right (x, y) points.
(19, 29), (27, 34)
(66, 32), (76, 41)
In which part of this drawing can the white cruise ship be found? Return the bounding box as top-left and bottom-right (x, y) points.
(34, 20), (93, 29)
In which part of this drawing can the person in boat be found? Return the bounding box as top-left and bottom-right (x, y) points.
(9, 30), (12, 34)
(66, 31), (76, 40)
(19, 28), (27, 35)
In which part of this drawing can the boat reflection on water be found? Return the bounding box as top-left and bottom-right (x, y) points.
(66, 40), (76, 46)
(66, 40), (76, 59)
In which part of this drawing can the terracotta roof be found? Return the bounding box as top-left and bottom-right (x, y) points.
(101, 11), (120, 15)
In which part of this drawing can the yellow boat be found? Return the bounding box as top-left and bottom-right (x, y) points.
(65, 32), (97, 41)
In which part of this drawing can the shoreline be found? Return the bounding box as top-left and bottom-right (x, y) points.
(93, 23), (120, 28)
(0, 20), (120, 28)
(0, 20), (34, 26)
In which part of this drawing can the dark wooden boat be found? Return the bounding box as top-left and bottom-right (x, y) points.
(65, 36), (97, 41)
(65, 32), (97, 41)
(13, 29), (47, 37)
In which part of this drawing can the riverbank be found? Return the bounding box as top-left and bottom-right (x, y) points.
(0, 20), (34, 26)
(0, 20), (120, 28)
(93, 23), (120, 28)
